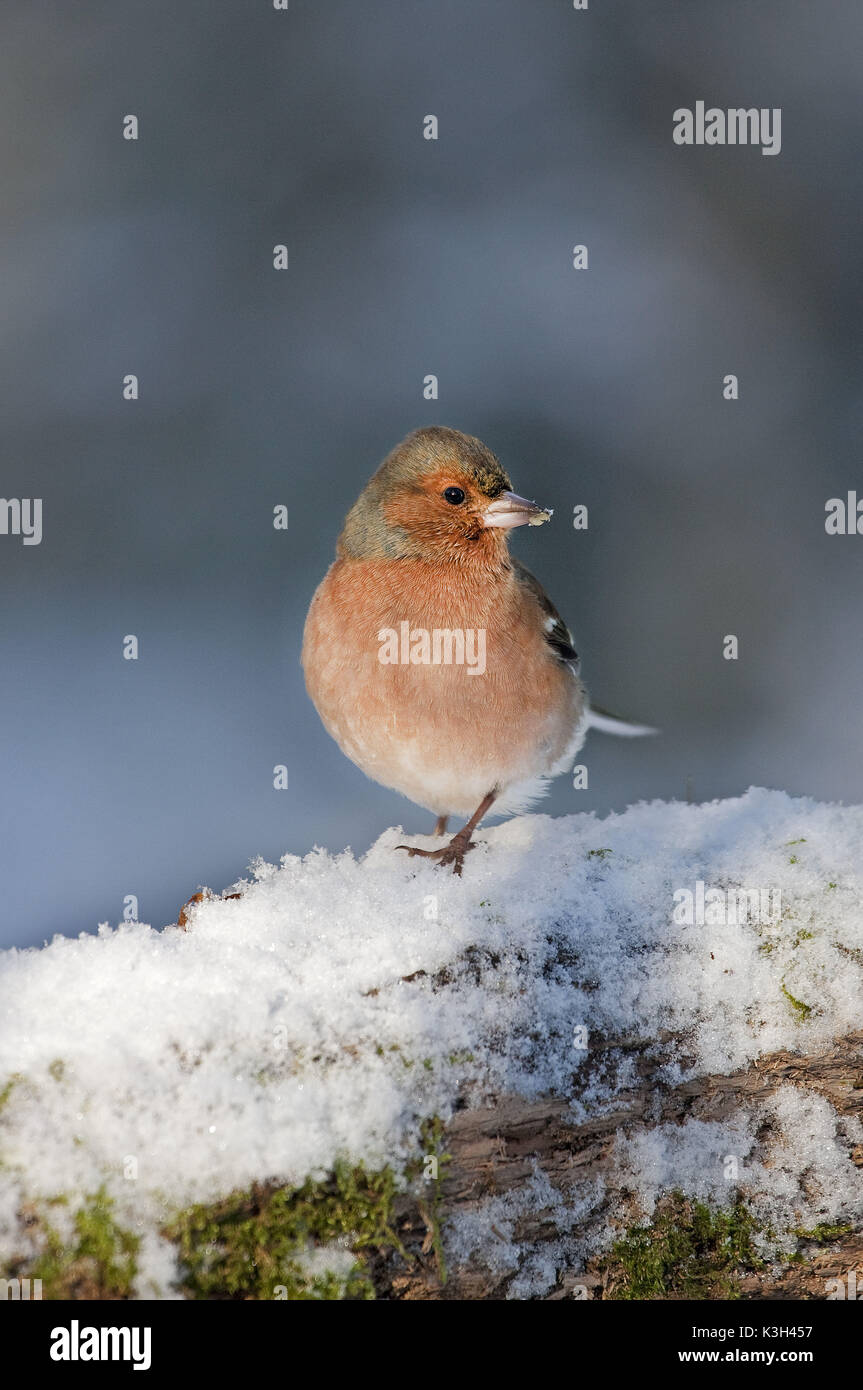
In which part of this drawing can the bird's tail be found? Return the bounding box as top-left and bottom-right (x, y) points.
(585, 704), (658, 738)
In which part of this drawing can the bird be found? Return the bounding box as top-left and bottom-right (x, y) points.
(302, 426), (654, 874)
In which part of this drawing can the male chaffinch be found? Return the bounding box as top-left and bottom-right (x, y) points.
(302, 426), (652, 874)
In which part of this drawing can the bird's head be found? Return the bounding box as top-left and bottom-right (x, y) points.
(337, 426), (551, 565)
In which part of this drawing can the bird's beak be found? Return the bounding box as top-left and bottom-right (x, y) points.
(482, 491), (553, 529)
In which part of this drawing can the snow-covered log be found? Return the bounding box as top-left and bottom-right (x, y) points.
(1, 789), (862, 1299)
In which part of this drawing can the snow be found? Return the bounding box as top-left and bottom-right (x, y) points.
(614, 1088), (863, 1247)
(0, 787), (861, 1296)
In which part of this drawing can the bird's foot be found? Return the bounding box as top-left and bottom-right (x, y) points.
(395, 830), (475, 876)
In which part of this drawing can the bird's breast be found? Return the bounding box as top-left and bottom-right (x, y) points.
(302, 557), (585, 814)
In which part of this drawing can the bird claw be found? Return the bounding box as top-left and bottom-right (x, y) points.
(395, 833), (475, 876)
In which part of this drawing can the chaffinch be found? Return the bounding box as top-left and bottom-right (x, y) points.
(302, 426), (652, 874)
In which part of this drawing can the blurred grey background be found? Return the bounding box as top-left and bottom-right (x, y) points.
(1, 0), (861, 948)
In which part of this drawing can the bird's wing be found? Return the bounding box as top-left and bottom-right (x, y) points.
(511, 557), (657, 736)
(511, 556), (580, 670)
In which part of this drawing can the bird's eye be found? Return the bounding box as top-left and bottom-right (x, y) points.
(443, 486), (466, 505)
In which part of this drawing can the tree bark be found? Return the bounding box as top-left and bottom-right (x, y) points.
(376, 1030), (863, 1300)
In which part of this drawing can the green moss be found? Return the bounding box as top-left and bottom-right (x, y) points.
(781, 981), (813, 1019)
(587, 848), (613, 859)
(0, 1073), (23, 1115)
(793, 1222), (852, 1244)
(16, 1187), (140, 1299)
(47, 1059), (65, 1083)
(758, 925), (816, 956)
(166, 1161), (406, 1300)
(599, 1193), (763, 1300)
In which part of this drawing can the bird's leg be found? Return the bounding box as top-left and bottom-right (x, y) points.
(433, 815), (449, 836)
(397, 790), (498, 876)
